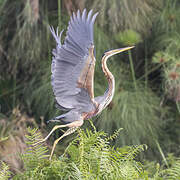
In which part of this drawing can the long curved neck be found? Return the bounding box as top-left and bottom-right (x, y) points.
(101, 54), (115, 107)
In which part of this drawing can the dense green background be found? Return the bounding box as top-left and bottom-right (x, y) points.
(0, 0), (180, 179)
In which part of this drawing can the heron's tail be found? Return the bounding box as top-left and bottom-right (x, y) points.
(47, 114), (66, 123)
(47, 110), (81, 124)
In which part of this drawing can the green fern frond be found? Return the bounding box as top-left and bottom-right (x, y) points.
(162, 158), (180, 179)
(125, 144), (148, 160)
(0, 161), (11, 180)
(64, 127), (147, 179)
(22, 128), (49, 170)
(13, 126), (149, 179)
(105, 128), (123, 142)
(88, 119), (97, 133)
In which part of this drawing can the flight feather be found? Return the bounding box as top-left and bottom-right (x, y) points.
(50, 9), (98, 112)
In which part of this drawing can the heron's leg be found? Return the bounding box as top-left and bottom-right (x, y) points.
(49, 127), (78, 160)
(35, 120), (83, 145)
(34, 124), (69, 145)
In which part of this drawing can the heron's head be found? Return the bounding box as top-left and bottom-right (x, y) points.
(104, 46), (134, 58)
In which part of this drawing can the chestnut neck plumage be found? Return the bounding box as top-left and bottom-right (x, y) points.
(100, 53), (115, 109)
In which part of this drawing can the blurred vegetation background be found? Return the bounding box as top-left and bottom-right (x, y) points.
(0, 0), (180, 178)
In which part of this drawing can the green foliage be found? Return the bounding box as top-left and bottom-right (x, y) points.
(0, 0), (67, 119)
(163, 162), (180, 179)
(115, 29), (142, 46)
(152, 51), (172, 64)
(0, 0), (5, 7)
(150, 1), (180, 53)
(153, 0), (180, 36)
(66, 128), (146, 179)
(88, 0), (162, 34)
(151, 19), (180, 102)
(161, 154), (180, 179)
(21, 128), (49, 170)
(143, 154), (180, 179)
(1, 126), (180, 179)
(13, 126), (148, 179)
(0, 161), (11, 180)
(96, 80), (166, 148)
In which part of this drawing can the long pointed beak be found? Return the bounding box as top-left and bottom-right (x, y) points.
(108, 46), (134, 56)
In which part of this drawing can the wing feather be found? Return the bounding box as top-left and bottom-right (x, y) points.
(50, 9), (98, 112)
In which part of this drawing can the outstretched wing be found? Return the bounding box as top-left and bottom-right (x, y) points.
(50, 9), (98, 111)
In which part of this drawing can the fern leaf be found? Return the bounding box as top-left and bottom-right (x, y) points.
(22, 127), (49, 170)
(0, 161), (11, 180)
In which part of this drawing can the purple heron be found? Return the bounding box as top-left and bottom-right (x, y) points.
(38, 9), (133, 159)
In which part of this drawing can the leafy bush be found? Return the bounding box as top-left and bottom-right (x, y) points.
(0, 124), (179, 179)
(13, 126), (148, 179)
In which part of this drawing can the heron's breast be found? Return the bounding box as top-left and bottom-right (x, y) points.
(82, 108), (99, 120)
